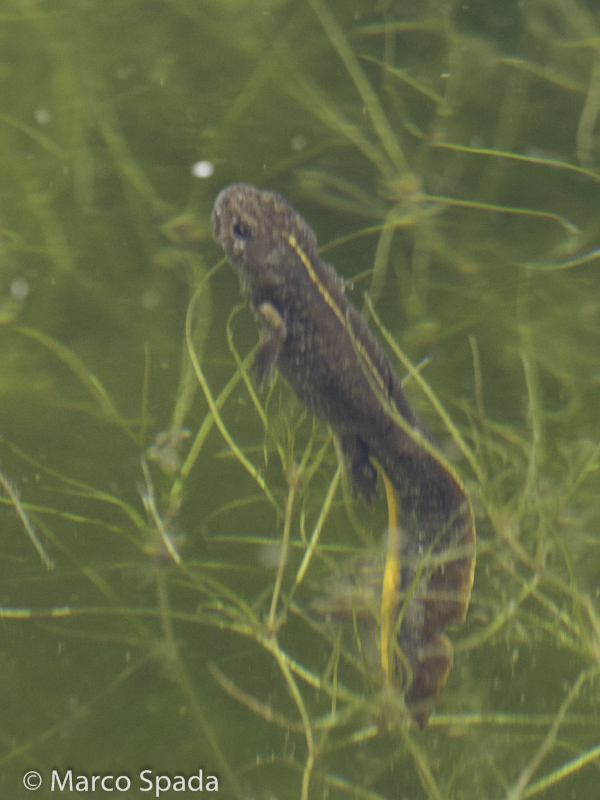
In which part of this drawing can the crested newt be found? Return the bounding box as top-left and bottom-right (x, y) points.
(211, 183), (475, 727)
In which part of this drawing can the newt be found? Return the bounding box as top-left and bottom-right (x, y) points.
(211, 183), (475, 727)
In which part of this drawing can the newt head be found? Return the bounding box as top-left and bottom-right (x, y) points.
(211, 183), (319, 292)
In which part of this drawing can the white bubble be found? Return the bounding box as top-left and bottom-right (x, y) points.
(258, 541), (283, 569)
(291, 134), (307, 152)
(141, 289), (161, 310)
(191, 160), (215, 178)
(10, 278), (29, 300)
(34, 107), (50, 125)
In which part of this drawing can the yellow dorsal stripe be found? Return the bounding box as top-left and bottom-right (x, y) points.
(286, 232), (387, 397)
(285, 232), (405, 681)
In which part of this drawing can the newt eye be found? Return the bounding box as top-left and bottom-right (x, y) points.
(233, 219), (251, 240)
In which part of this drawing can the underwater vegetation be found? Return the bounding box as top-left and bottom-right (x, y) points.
(0, 0), (599, 798)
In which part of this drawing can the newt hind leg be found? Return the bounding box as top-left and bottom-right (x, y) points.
(338, 434), (378, 504)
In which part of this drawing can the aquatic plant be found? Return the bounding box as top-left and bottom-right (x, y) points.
(0, 0), (599, 798)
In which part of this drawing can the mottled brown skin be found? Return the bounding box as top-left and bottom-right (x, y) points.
(211, 184), (475, 726)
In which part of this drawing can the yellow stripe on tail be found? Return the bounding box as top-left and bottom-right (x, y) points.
(381, 471), (401, 680)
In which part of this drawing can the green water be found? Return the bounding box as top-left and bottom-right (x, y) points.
(1, 0), (599, 798)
